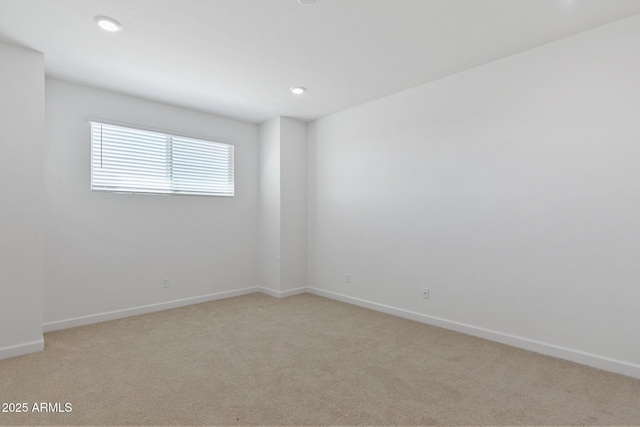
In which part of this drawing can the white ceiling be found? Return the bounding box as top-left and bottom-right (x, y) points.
(1, 0), (640, 124)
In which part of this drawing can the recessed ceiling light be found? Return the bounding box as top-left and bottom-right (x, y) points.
(297, 0), (317, 4)
(290, 86), (306, 95)
(94, 16), (122, 32)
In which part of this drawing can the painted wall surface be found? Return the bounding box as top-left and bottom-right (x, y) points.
(0, 43), (45, 356)
(308, 15), (640, 367)
(44, 79), (259, 323)
(258, 117), (307, 293)
(280, 117), (307, 292)
(259, 117), (281, 292)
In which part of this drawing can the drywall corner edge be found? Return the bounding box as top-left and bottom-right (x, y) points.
(0, 338), (45, 360)
(306, 287), (640, 380)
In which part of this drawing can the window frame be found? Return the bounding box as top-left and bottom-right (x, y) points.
(89, 119), (235, 197)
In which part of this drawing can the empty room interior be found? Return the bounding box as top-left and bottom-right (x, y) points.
(1, 0), (640, 425)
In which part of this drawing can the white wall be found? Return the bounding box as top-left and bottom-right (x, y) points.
(44, 79), (259, 325)
(308, 14), (640, 375)
(259, 117), (281, 292)
(258, 117), (307, 295)
(0, 43), (45, 358)
(280, 117), (308, 292)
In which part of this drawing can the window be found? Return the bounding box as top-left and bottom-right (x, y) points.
(90, 122), (234, 196)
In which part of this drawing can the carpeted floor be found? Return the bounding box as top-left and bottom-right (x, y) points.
(1, 292), (639, 426)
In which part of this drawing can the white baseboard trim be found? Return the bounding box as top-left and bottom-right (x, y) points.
(43, 287), (260, 333)
(258, 286), (308, 298)
(306, 287), (640, 379)
(0, 338), (45, 360)
(38, 284), (640, 379)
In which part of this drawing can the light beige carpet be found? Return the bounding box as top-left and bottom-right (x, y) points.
(1, 292), (639, 426)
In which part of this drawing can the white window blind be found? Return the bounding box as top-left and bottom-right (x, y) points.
(90, 122), (234, 196)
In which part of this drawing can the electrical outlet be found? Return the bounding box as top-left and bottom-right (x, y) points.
(163, 278), (169, 288)
(345, 273), (351, 284)
(422, 288), (429, 299)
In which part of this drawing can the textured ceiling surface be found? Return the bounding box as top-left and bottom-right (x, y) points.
(1, 0), (640, 123)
